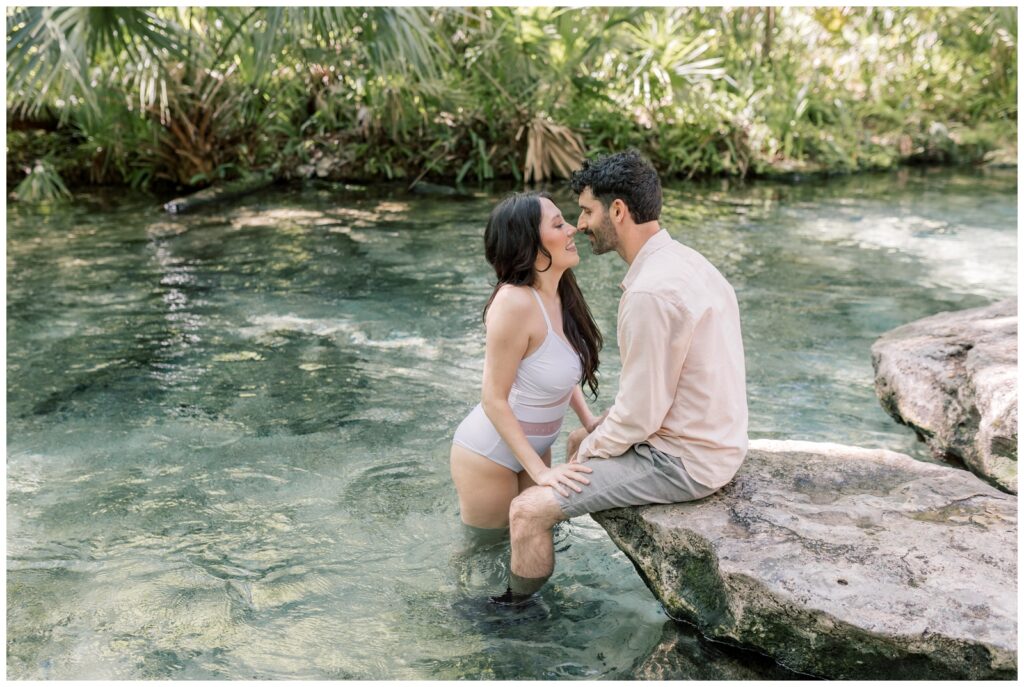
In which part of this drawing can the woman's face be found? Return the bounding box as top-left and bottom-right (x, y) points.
(535, 197), (579, 273)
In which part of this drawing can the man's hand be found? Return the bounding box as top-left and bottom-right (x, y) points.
(567, 426), (589, 464)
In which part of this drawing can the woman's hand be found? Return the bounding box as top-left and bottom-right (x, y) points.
(534, 463), (593, 498)
(585, 410), (608, 433)
(566, 426), (589, 463)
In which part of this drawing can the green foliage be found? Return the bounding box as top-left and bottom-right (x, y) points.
(10, 157), (72, 203)
(5, 6), (1017, 195)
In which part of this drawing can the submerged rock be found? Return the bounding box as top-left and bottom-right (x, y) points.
(592, 440), (1017, 680)
(629, 618), (806, 680)
(408, 181), (476, 199)
(871, 298), (1017, 494)
(163, 175), (274, 214)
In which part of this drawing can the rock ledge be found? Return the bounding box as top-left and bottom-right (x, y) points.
(871, 298), (1017, 494)
(593, 440), (1017, 680)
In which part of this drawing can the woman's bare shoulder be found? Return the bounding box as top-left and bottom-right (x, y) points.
(491, 283), (535, 310)
(487, 284), (536, 324)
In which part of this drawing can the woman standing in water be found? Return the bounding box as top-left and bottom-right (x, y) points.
(450, 191), (602, 530)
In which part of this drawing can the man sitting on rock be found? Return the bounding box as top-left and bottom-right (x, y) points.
(492, 150), (749, 604)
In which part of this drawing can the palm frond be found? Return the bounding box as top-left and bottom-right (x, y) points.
(7, 7), (185, 120)
(523, 116), (586, 183)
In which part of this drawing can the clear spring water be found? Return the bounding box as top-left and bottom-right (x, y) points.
(6, 167), (1016, 679)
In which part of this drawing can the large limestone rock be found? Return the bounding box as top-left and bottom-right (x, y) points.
(592, 440), (1017, 680)
(871, 298), (1017, 494)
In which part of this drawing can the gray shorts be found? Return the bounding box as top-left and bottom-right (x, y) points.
(553, 443), (718, 519)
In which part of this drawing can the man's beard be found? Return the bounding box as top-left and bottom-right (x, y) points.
(589, 216), (617, 255)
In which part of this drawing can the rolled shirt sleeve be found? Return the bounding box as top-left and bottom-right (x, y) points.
(577, 290), (696, 460)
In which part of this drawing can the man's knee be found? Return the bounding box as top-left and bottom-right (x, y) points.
(510, 486), (563, 530)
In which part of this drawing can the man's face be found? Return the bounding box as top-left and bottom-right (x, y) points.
(576, 187), (618, 255)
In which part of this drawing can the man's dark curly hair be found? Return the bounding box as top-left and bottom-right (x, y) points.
(569, 149), (662, 224)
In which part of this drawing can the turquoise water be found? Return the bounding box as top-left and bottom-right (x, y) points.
(6, 167), (1016, 678)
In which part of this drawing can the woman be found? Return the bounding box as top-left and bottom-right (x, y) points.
(450, 191), (602, 530)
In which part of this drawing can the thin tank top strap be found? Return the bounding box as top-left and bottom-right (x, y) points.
(529, 288), (553, 331)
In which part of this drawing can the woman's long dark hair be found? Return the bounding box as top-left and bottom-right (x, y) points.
(481, 191), (602, 398)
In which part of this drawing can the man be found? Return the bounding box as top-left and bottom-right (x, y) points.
(492, 150), (748, 604)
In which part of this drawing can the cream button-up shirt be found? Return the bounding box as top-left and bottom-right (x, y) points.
(576, 229), (748, 489)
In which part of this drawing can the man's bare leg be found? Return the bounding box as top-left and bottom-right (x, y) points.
(494, 485), (569, 601)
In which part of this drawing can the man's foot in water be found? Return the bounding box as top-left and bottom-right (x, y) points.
(488, 586), (536, 607)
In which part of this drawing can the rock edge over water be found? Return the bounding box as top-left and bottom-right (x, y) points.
(871, 298), (1018, 494)
(592, 440), (1017, 680)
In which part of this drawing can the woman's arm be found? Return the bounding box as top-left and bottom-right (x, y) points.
(480, 287), (591, 496)
(567, 389), (609, 463)
(569, 386), (598, 432)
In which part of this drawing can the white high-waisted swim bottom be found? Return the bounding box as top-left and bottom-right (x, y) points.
(452, 403), (562, 473)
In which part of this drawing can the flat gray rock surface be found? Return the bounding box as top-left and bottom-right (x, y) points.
(871, 298), (1017, 493)
(592, 440), (1017, 679)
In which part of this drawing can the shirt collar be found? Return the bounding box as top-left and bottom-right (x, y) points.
(620, 229), (672, 291)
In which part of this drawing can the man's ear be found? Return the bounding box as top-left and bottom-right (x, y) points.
(611, 198), (628, 224)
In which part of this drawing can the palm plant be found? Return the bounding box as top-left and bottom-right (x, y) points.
(618, 8), (727, 116)
(7, 6), (451, 188)
(6, 7), (1017, 191)
(9, 158), (72, 202)
(448, 7), (644, 181)
(7, 7), (186, 122)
